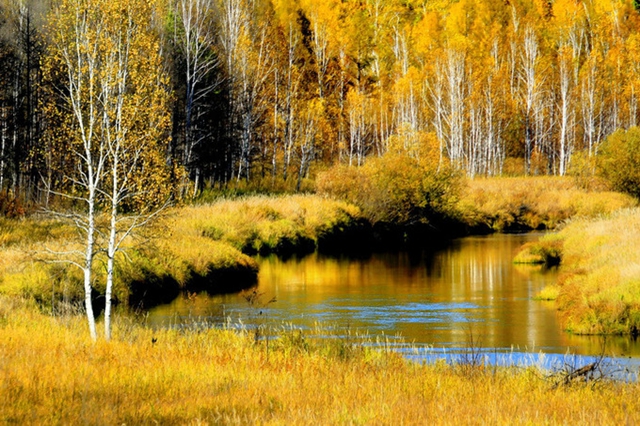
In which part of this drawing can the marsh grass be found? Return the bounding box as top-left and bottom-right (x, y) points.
(513, 234), (563, 265)
(0, 195), (362, 312)
(528, 208), (640, 335)
(458, 176), (636, 231)
(181, 194), (362, 255)
(1, 297), (639, 425)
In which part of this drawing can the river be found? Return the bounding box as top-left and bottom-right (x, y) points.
(147, 233), (640, 367)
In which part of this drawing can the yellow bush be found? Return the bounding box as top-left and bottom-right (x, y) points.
(317, 152), (461, 225)
(599, 127), (640, 199)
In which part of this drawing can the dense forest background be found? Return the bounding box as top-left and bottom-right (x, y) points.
(2, 0), (640, 206)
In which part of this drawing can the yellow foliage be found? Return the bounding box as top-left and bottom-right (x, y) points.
(44, 0), (173, 212)
(318, 150), (460, 225)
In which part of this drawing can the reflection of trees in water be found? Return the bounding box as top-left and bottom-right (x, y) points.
(147, 234), (640, 357)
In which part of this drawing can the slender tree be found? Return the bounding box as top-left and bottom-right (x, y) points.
(170, 0), (218, 195)
(45, 0), (172, 340)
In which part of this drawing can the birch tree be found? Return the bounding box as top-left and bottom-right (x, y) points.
(444, 47), (466, 167)
(519, 26), (540, 175)
(100, 0), (172, 341)
(171, 0), (218, 194)
(278, 18), (303, 182)
(47, 0), (108, 339)
(581, 51), (602, 156)
(557, 45), (574, 175)
(46, 0), (171, 340)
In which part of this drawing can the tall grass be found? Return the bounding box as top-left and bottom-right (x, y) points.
(178, 194), (362, 255)
(527, 208), (640, 335)
(458, 176), (636, 231)
(0, 195), (363, 310)
(1, 297), (638, 425)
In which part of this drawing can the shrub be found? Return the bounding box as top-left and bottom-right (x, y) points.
(0, 190), (28, 218)
(317, 150), (461, 226)
(598, 126), (640, 199)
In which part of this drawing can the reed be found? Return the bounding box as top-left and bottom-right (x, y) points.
(1, 297), (638, 425)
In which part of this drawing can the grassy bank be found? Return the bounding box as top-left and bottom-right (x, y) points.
(181, 194), (363, 256)
(0, 195), (364, 310)
(0, 179), (636, 325)
(1, 297), (639, 425)
(519, 208), (640, 335)
(457, 177), (636, 232)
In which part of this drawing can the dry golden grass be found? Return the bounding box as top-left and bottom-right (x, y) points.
(3, 190), (640, 423)
(181, 194), (361, 254)
(1, 297), (639, 425)
(0, 195), (362, 308)
(531, 208), (640, 334)
(0, 217), (86, 305)
(458, 176), (636, 231)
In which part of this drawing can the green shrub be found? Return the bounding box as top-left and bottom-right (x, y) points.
(513, 234), (562, 265)
(598, 126), (640, 199)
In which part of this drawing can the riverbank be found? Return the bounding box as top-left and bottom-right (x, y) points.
(519, 208), (640, 335)
(1, 296), (638, 425)
(0, 195), (365, 311)
(0, 178), (635, 312)
(457, 176), (635, 232)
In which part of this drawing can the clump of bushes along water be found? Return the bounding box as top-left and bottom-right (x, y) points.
(317, 151), (636, 235)
(599, 126), (640, 200)
(317, 153), (461, 227)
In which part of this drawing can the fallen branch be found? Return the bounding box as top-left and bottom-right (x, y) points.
(551, 362), (598, 389)
(563, 362), (596, 384)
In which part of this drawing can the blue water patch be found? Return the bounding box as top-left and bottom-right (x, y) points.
(403, 346), (640, 382)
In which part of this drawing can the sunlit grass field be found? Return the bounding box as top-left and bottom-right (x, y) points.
(3, 179), (640, 423)
(458, 176), (636, 231)
(528, 208), (640, 335)
(1, 296), (639, 425)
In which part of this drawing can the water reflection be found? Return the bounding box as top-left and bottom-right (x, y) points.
(147, 233), (640, 358)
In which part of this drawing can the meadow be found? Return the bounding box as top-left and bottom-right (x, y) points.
(1, 296), (639, 425)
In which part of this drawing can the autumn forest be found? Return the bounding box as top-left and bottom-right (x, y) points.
(5, 1), (640, 422)
(2, 0), (640, 204)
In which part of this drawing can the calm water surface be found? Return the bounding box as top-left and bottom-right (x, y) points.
(148, 233), (640, 362)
